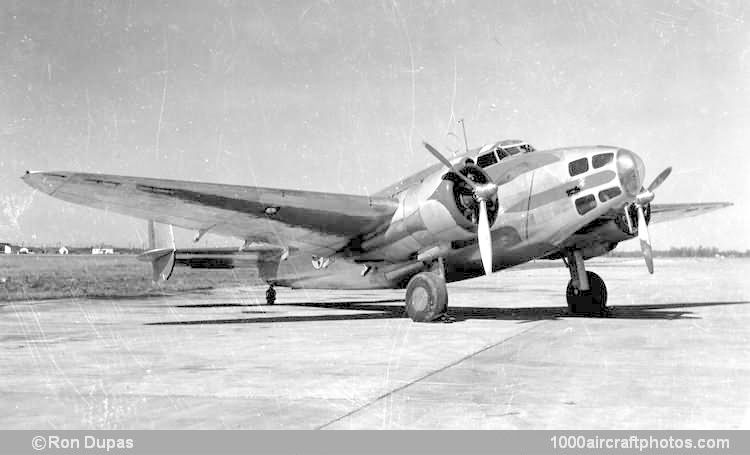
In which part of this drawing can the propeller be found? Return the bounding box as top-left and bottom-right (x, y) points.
(633, 166), (672, 274)
(477, 199), (493, 275)
(423, 141), (497, 275)
(637, 204), (654, 274)
(647, 167), (672, 193)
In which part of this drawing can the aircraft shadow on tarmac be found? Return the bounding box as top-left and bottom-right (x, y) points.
(148, 300), (750, 326)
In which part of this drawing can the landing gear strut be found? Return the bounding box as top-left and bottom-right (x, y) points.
(564, 251), (607, 315)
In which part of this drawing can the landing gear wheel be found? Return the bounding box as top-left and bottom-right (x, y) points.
(265, 285), (276, 305)
(566, 271), (607, 315)
(405, 272), (448, 322)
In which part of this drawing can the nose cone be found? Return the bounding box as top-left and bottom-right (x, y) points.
(616, 149), (645, 196)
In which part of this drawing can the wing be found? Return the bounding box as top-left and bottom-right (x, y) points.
(23, 171), (398, 256)
(547, 201), (733, 259)
(649, 202), (733, 225)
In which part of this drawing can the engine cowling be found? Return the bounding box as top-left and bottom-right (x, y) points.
(445, 164), (500, 229)
(360, 163), (499, 261)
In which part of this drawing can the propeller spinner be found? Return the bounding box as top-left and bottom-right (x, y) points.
(423, 142), (498, 275)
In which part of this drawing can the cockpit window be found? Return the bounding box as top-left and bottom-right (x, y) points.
(598, 187), (622, 202)
(592, 153), (613, 168)
(575, 194), (597, 215)
(568, 158), (589, 176)
(476, 152), (498, 168)
(478, 141), (535, 164)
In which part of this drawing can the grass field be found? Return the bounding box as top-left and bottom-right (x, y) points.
(0, 255), (261, 301)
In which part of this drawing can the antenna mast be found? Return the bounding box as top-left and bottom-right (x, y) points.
(458, 119), (469, 153)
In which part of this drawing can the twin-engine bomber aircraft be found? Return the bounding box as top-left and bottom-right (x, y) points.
(23, 139), (731, 321)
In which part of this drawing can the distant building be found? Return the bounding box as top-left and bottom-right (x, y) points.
(18, 247), (29, 254)
(92, 248), (114, 255)
(58, 246), (69, 255)
(2, 244), (11, 254)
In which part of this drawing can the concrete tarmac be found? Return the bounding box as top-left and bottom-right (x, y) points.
(1, 258), (749, 429)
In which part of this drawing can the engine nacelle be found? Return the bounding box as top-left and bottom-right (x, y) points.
(360, 164), (498, 262)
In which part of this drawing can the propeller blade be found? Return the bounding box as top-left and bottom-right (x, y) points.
(647, 166), (672, 193)
(637, 205), (654, 274)
(423, 141), (478, 189)
(477, 199), (493, 275)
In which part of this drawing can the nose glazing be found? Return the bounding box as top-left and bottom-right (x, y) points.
(616, 149), (645, 196)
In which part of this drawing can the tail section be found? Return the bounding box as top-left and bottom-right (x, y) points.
(138, 221), (176, 282)
(137, 221), (287, 284)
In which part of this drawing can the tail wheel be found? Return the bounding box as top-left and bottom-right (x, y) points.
(405, 272), (448, 322)
(566, 271), (607, 314)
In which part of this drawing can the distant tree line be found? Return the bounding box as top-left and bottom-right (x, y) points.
(607, 246), (750, 258)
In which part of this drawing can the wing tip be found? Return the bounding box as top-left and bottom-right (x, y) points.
(20, 170), (70, 194)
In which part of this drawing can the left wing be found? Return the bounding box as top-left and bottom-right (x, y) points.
(22, 171), (399, 257)
(649, 202), (733, 225)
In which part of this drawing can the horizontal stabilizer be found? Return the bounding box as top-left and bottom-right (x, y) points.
(137, 247), (175, 262)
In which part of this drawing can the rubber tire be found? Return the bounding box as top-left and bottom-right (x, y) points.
(265, 287), (276, 305)
(566, 271), (607, 314)
(405, 272), (448, 322)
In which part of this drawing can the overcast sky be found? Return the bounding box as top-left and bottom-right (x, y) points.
(1, 0), (748, 250)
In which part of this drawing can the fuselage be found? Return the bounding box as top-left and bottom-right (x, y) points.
(272, 141), (646, 289)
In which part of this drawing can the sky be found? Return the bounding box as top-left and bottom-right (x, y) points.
(1, 0), (749, 250)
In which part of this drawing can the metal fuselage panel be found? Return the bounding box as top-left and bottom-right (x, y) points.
(272, 145), (633, 289)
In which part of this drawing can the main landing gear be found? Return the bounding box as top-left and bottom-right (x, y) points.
(405, 272), (448, 322)
(404, 259), (451, 322)
(564, 250), (608, 315)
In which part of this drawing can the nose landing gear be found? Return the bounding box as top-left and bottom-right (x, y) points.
(564, 251), (608, 315)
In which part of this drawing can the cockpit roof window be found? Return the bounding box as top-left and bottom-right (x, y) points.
(568, 158), (589, 176)
(478, 140), (535, 163)
(592, 153), (613, 169)
(476, 151), (498, 168)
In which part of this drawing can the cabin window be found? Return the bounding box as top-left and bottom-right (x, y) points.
(575, 194), (597, 215)
(598, 187), (622, 202)
(476, 152), (498, 168)
(496, 148), (509, 160)
(568, 158), (589, 176)
(504, 146), (522, 155)
(592, 153), (613, 168)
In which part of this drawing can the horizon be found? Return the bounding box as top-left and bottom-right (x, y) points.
(3, 241), (749, 256)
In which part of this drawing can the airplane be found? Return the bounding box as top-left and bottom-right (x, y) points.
(22, 137), (731, 321)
